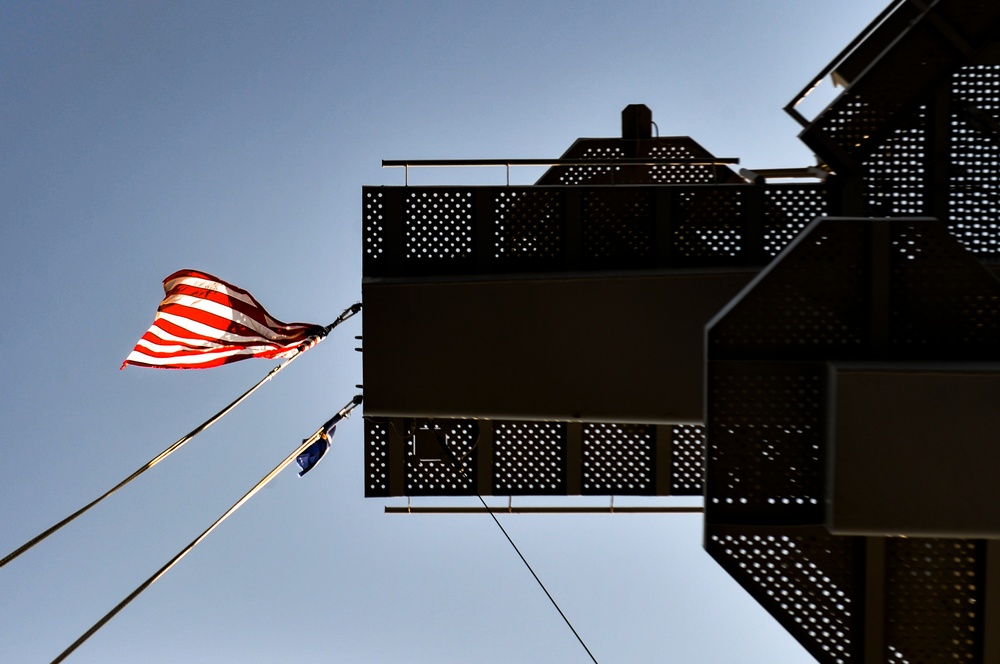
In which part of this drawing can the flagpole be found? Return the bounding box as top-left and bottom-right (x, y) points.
(49, 395), (363, 664)
(0, 303), (361, 570)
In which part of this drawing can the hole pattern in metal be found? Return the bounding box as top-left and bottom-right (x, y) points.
(493, 189), (563, 262)
(950, 65), (1000, 258)
(581, 423), (654, 495)
(364, 420), (390, 497)
(556, 145), (625, 185)
(812, 20), (954, 159)
(492, 422), (566, 495)
(707, 365), (824, 522)
(363, 189), (385, 263)
(707, 528), (856, 664)
(674, 189), (743, 260)
(582, 189), (653, 262)
(863, 105), (928, 217)
(405, 423), (476, 495)
(709, 221), (868, 357)
(889, 219), (1000, 351)
(670, 425), (705, 495)
(404, 190), (474, 260)
(361, 183), (832, 278)
(649, 143), (715, 184)
(884, 538), (982, 663)
(764, 186), (829, 257)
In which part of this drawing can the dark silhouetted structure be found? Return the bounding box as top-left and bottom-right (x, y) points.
(362, 1), (1000, 661)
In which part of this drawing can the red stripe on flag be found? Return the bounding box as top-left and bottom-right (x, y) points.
(122, 270), (324, 370)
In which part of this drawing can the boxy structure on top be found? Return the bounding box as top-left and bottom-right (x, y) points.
(362, 1), (1000, 662)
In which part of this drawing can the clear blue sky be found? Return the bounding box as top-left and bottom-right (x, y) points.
(1, 2), (883, 662)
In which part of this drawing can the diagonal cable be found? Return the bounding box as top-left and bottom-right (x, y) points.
(0, 303), (360, 570)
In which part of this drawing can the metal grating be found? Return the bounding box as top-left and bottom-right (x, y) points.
(649, 143), (716, 184)
(581, 423), (655, 495)
(365, 419), (390, 496)
(556, 145), (625, 185)
(674, 188), (743, 261)
(706, 218), (1000, 662)
(807, 17), (959, 163)
(493, 189), (563, 262)
(362, 183), (831, 278)
(581, 188), (654, 264)
(709, 220), (869, 359)
(950, 64), (1000, 259)
(863, 105), (928, 217)
(888, 219), (1000, 352)
(707, 364), (825, 524)
(884, 538), (983, 663)
(706, 527), (857, 664)
(365, 418), (692, 497)
(403, 190), (475, 260)
(670, 425), (705, 495)
(404, 422), (477, 496)
(763, 186), (829, 257)
(492, 422), (566, 495)
(363, 189), (385, 264)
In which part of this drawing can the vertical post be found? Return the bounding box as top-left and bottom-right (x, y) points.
(566, 422), (583, 495)
(869, 220), (892, 357)
(564, 188), (583, 271)
(475, 188), (494, 273)
(655, 425), (673, 496)
(476, 420), (494, 497)
(861, 536), (886, 664)
(982, 540), (1000, 662)
(384, 188), (406, 278)
(743, 185), (766, 266)
(655, 187), (673, 268)
(928, 85), (951, 222)
(388, 417), (406, 497)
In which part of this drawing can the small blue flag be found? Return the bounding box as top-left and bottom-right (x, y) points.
(296, 425), (335, 477)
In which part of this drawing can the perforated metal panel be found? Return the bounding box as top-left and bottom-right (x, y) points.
(362, 183), (831, 278)
(649, 142), (716, 184)
(581, 423), (655, 495)
(363, 189), (385, 265)
(492, 422), (566, 495)
(404, 422), (478, 496)
(364, 419), (698, 498)
(493, 189), (563, 263)
(670, 425), (705, 495)
(581, 188), (653, 264)
(404, 190), (475, 260)
(706, 217), (1000, 662)
(884, 538), (983, 663)
(365, 418), (390, 496)
(888, 218), (1000, 351)
(706, 526), (858, 664)
(863, 105), (928, 217)
(950, 65), (1000, 258)
(763, 186), (830, 257)
(707, 363), (825, 524)
(709, 220), (869, 359)
(554, 144), (625, 185)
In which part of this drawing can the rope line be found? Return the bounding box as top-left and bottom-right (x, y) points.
(0, 303), (360, 570)
(431, 427), (599, 664)
(49, 395), (362, 664)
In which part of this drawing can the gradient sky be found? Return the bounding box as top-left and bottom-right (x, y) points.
(2, 2), (884, 662)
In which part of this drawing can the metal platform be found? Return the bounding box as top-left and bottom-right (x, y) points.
(705, 217), (1000, 663)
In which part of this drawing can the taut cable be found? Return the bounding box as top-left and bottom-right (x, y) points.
(0, 303), (361, 570)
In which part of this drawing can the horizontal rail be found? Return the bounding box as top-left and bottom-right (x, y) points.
(385, 505), (705, 515)
(784, 0), (910, 126)
(383, 157), (739, 168)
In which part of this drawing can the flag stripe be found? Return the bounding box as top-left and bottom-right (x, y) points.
(122, 269), (325, 370)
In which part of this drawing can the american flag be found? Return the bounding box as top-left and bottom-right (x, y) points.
(122, 269), (324, 369)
